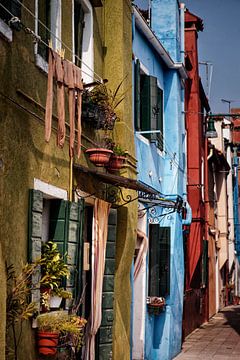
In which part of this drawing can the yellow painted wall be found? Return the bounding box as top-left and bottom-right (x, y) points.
(1, 0), (136, 358)
(103, 1), (137, 359)
(0, 1), (73, 358)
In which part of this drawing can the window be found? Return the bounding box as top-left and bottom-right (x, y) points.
(28, 189), (84, 309)
(135, 59), (164, 150)
(74, 0), (85, 68)
(0, 0), (22, 26)
(148, 225), (170, 297)
(73, 0), (93, 83)
(0, 0), (22, 41)
(35, 0), (61, 69)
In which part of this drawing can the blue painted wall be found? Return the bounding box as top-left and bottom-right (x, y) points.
(132, 1), (186, 359)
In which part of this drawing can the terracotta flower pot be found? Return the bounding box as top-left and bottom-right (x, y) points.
(37, 331), (59, 355)
(108, 155), (126, 171)
(85, 148), (113, 167)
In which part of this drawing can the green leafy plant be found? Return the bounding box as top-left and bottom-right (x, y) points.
(37, 312), (87, 354)
(102, 138), (126, 156)
(40, 241), (70, 292)
(6, 263), (39, 360)
(37, 311), (68, 332)
(113, 144), (126, 156)
(56, 289), (73, 299)
(58, 315), (87, 354)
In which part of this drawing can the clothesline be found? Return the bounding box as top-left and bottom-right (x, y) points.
(14, 0), (103, 83)
(0, 2), (103, 85)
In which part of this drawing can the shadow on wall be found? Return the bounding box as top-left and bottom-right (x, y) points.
(222, 306), (240, 335)
(153, 311), (166, 349)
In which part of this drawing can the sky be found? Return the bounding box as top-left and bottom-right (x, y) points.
(134, 0), (240, 113)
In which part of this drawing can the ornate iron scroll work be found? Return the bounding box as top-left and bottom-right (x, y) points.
(75, 182), (184, 212)
(138, 195), (184, 222)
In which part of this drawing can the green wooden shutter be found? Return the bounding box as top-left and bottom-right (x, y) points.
(148, 225), (171, 297)
(67, 200), (85, 302)
(49, 199), (85, 301)
(157, 87), (163, 151)
(159, 227), (171, 296)
(149, 224), (161, 296)
(97, 209), (117, 360)
(202, 240), (208, 287)
(135, 59), (141, 130)
(141, 75), (158, 141)
(28, 190), (43, 308)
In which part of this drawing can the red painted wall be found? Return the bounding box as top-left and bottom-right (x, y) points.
(185, 13), (205, 288)
(183, 9), (209, 338)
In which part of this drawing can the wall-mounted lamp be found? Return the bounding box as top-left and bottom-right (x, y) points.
(205, 116), (218, 138)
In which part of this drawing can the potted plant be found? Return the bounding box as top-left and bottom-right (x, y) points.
(40, 241), (70, 311)
(36, 311), (68, 356)
(49, 289), (73, 309)
(147, 296), (166, 316)
(58, 315), (87, 356)
(108, 144), (127, 171)
(82, 79), (126, 130)
(36, 312), (87, 357)
(85, 147), (113, 167)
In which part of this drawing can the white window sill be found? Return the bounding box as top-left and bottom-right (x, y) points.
(35, 53), (48, 74)
(0, 18), (12, 42)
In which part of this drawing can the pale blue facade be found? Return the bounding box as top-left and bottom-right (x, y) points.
(132, 1), (187, 359)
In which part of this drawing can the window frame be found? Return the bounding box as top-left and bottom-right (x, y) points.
(0, 1), (22, 42)
(134, 59), (164, 151)
(72, 0), (94, 83)
(34, 0), (62, 73)
(148, 224), (171, 298)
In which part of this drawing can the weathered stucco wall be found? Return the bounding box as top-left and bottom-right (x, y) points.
(1, 0), (137, 359)
(103, 1), (137, 359)
(0, 1), (73, 358)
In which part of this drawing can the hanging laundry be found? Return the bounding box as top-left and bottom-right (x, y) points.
(63, 60), (75, 158)
(74, 65), (83, 159)
(45, 49), (55, 143)
(54, 52), (65, 148)
(45, 48), (83, 158)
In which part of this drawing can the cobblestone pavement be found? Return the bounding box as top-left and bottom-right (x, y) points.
(174, 305), (240, 359)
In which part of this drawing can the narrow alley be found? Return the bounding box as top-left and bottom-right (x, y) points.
(175, 305), (240, 359)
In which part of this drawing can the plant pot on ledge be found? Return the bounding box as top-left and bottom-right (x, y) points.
(107, 155), (126, 171)
(147, 296), (166, 316)
(85, 148), (113, 167)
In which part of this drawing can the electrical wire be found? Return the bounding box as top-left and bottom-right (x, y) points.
(15, 0), (103, 82)
(2, 2), (208, 195)
(0, 1), (103, 84)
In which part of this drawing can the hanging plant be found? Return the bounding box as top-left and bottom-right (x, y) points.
(82, 78), (127, 130)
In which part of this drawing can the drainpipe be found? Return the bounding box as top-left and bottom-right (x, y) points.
(233, 147), (240, 267)
(180, 3), (185, 64)
(180, 3), (187, 202)
(204, 138), (210, 320)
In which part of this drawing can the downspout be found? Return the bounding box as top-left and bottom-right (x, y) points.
(203, 135), (210, 320)
(233, 147), (240, 265)
(180, 2), (186, 194)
